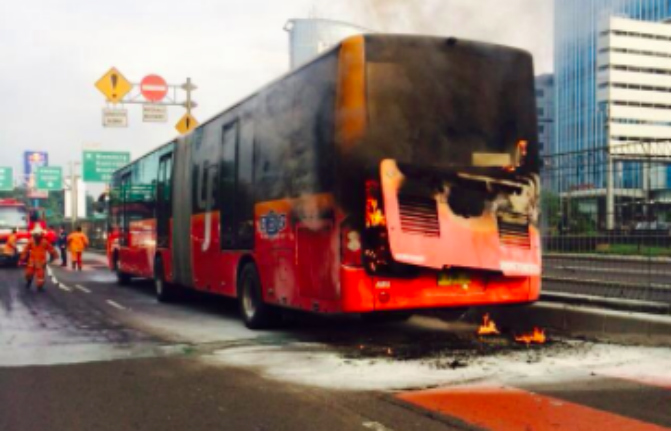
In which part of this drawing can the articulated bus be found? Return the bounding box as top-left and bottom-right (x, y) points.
(107, 34), (541, 328)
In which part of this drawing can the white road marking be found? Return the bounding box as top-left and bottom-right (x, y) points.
(363, 422), (394, 431)
(58, 284), (72, 292)
(74, 284), (91, 293)
(106, 300), (126, 311)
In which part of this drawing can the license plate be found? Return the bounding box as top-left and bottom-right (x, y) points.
(437, 271), (471, 287)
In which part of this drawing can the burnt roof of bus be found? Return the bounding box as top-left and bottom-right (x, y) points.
(113, 34), (535, 179)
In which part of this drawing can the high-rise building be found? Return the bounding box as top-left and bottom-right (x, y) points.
(598, 16), (671, 189)
(535, 74), (554, 158)
(554, 0), (671, 228)
(284, 19), (369, 70)
(555, 0), (671, 158)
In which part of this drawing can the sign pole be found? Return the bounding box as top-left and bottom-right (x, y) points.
(71, 161), (77, 230)
(186, 77), (193, 117)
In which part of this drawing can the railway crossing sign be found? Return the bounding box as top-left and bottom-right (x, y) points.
(175, 113), (199, 134)
(36, 167), (63, 191)
(0, 167), (12, 191)
(95, 67), (132, 103)
(83, 151), (131, 183)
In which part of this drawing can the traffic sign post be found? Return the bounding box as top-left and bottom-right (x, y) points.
(140, 75), (168, 102)
(35, 167), (63, 191)
(175, 113), (199, 135)
(95, 68), (133, 104)
(94, 70), (198, 132)
(0, 167), (13, 191)
(143, 104), (168, 123)
(102, 108), (128, 128)
(83, 151), (131, 183)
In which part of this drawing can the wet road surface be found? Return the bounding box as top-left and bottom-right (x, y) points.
(1, 253), (671, 431)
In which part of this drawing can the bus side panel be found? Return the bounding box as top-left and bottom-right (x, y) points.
(190, 211), (236, 295)
(171, 139), (194, 288)
(127, 219), (156, 278)
(255, 200), (298, 308)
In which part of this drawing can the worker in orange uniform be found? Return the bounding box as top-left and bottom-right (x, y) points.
(4, 228), (18, 257)
(67, 226), (89, 271)
(20, 226), (59, 291)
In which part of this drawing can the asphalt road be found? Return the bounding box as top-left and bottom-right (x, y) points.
(1, 254), (671, 431)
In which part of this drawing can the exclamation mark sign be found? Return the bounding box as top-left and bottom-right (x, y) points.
(110, 73), (119, 99)
(186, 117), (191, 130)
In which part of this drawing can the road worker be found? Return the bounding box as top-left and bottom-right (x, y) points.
(57, 227), (68, 267)
(67, 226), (89, 271)
(4, 228), (18, 257)
(20, 226), (59, 291)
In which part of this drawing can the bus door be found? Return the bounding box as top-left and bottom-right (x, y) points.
(156, 153), (173, 249)
(218, 118), (256, 297)
(118, 172), (132, 273)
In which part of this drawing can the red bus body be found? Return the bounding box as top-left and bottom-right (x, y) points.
(108, 35), (541, 323)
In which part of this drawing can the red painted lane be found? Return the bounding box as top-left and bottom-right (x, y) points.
(398, 385), (669, 431)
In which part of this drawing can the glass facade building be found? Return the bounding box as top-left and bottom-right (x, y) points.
(554, 0), (671, 188)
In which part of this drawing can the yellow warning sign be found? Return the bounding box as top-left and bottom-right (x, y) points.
(175, 113), (199, 134)
(95, 67), (133, 103)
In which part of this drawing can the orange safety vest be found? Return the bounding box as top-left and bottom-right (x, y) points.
(3, 234), (17, 255)
(21, 238), (58, 266)
(68, 232), (89, 253)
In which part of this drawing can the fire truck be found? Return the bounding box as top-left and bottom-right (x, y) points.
(0, 199), (57, 266)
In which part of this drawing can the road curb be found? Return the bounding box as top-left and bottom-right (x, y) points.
(541, 292), (671, 314)
(471, 302), (671, 347)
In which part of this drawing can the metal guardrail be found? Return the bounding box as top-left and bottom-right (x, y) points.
(542, 144), (671, 306)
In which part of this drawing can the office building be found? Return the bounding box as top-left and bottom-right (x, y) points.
(284, 18), (369, 70)
(554, 0), (671, 228)
(535, 74), (555, 158)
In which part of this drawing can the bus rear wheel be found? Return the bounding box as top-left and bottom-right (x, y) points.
(238, 263), (279, 330)
(114, 254), (131, 285)
(155, 258), (178, 303)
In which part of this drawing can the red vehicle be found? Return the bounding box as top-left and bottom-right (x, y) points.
(0, 199), (56, 266)
(108, 35), (542, 328)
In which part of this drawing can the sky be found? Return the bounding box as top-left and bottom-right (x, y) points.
(0, 0), (553, 191)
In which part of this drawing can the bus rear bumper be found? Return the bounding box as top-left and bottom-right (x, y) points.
(340, 266), (540, 313)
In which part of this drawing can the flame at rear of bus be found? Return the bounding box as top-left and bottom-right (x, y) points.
(339, 35), (541, 307)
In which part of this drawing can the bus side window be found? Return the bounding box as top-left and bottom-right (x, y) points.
(120, 173), (131, 246)
(220, 121), (239, 249)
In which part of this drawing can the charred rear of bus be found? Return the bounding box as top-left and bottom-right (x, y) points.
(335, 35), (541, 309)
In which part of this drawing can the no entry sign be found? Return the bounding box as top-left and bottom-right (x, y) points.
(140, 75), (168, 102)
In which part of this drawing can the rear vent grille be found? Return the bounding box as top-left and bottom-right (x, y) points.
(398, 195), (440, 237)
(498, 215), (530, 248)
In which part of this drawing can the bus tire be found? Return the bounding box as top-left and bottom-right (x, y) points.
(238, 263), (279, 330)
(155, 257), (178, 303)
(114, 254), (131, 285)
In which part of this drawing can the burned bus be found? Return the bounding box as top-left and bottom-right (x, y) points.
(108, 34), (541, 328)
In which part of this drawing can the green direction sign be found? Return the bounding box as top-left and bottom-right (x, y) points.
(124, 184), (155, 202)
(36, 166), (63, 191)
(83, 151), (131, 183)
(0, 167), (12, 191)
